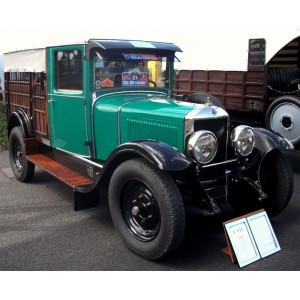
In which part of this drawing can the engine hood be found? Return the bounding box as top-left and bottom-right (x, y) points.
(93, 92), (198, 159)
(94, 92), (197, 117)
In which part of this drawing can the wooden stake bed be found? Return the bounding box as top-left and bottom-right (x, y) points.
(26, 154), (93, 188)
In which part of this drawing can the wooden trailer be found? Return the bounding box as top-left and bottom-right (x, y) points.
(173, 30), (300, 146)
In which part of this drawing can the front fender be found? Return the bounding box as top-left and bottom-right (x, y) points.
(107, 140), (191, 172)
(253, 128), (294, 156)
(236, 128), (293, 178)
(77, 140), (191, 194)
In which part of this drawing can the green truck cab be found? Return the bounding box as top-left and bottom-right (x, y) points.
(4, 39), (294, 260)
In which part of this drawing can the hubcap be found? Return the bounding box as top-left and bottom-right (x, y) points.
(122, 180), (160, 241)
(13, 139), (23, 172)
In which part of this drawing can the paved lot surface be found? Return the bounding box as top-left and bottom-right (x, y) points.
(0, 149), (299, 271)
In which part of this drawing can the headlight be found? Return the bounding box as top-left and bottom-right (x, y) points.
(231, 125), (255, 156)
(187, 131), (218, 164)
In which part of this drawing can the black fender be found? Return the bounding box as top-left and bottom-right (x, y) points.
(253, 127), (294, 155)
(236, 127), (293, 177)
(228, 128), (293, 213)
(75, 140), (191, 196)
(7, 108), (34, 138)
(105, 140), (191, 172)
(74, 140), (191, 210)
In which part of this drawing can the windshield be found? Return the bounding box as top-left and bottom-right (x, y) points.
(93, 51), (171, 90)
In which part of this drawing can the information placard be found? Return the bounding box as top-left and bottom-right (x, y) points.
(247, 211), (281, 258)
(223, 209), (281, 268)
(224, 218), (260, 267)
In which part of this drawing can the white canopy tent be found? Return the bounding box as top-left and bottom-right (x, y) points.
(4, 48), (46, 72)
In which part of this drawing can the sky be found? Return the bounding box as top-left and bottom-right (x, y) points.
(1, 1), (299, 49)
(0, 0), (299, 72)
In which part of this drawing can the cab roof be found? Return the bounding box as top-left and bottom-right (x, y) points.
(4, 39), (182, 72)
(87, 39), (182, 52)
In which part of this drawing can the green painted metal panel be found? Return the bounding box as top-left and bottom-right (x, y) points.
(93, 93), (144, 160)
(49, 94), (88, 154)
(93, 96), (121, 160)
(120, 98), (192, 152)
(93, 92), (196, 160)
(47, 45), (89, 156)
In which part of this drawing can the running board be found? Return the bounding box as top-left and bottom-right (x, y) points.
(24, 138), (100, 211)
(26, 154), (93, 189)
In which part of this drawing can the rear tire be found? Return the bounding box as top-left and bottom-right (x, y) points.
(109, 158), (185, 260)
(8, 126), (35, 182)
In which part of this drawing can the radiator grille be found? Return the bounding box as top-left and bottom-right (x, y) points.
(126, 118), (178, 147)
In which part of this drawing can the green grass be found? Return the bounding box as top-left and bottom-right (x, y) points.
(0, 102), (8, 151)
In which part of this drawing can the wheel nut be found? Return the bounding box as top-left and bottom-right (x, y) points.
(132, 206), (140, 216)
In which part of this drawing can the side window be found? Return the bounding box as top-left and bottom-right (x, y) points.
(56, 50), (83, 90)
(248, 39), (266, 71)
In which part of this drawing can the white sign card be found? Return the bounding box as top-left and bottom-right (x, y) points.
(224, 210), (281, 268)
(247, 211), (281, 258)
(225, 218), (260, 267)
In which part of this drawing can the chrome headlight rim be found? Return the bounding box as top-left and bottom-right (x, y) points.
(231, 125), (255, 157)
(187, 130), (218, 164)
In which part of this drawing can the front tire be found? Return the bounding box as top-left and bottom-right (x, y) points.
(109, 158), (185, 260)
(9, 126), (35, 182)
(259, 149), (294, 217)
(229, 150), (293, 217)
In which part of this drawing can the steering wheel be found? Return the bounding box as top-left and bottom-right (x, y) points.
(149, 80), (156, 87)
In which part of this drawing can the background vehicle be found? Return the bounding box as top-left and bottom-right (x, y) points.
(4, 39), (294, 260)
(173, 31), (300, 147)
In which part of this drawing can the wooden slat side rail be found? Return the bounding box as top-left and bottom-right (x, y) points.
(26, 154), (93, 188)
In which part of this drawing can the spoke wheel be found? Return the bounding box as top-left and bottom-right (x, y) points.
(12, 138), (24, 172)
(9, 126), (35, 182)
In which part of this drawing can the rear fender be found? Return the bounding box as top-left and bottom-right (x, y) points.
(8, 108), (34, 138)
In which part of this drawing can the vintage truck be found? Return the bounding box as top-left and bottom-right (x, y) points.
(174, 30), (300, 147)
(4, 39), (294, 260)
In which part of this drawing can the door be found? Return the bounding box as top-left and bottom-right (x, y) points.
(47, 45), (89, 156)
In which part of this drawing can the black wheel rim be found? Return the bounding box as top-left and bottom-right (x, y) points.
(12, 139), (23, 172)
(121, 180), (161, 242)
